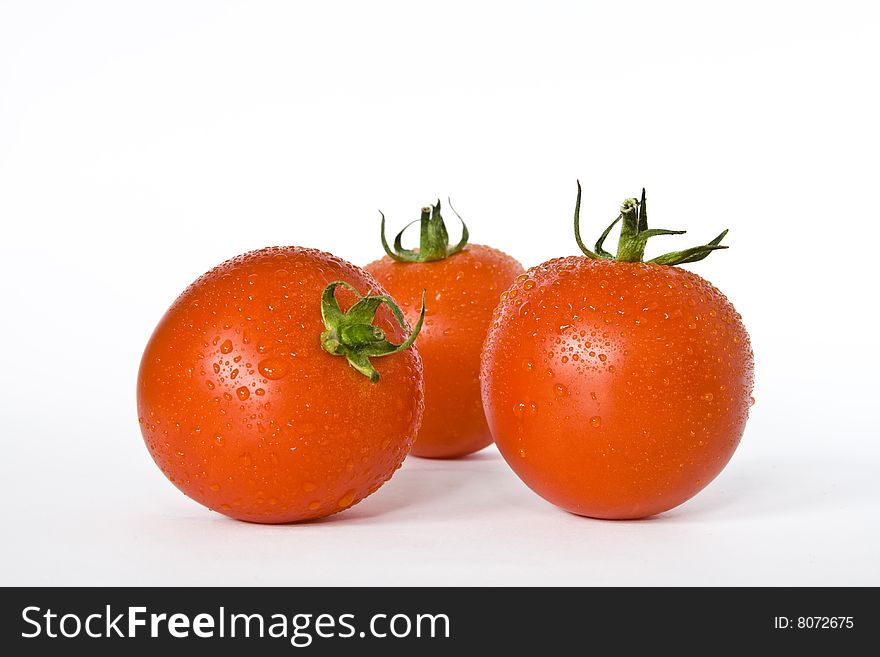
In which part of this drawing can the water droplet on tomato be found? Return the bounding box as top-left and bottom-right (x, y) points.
(258, 357), (289, 380)
(213, 363), (221, 374)
(512, 401), (527, 417)
(337, 490), (355, 508)
(230, 368), (239, 379)
(750, 396), (756, 406)
(701, 392), (714, 402)
(220, 339), (233, 354)
(554, 383), (568, 397)
(523, 279), (536, 290)
(255, 388), (265, 396)
(236, 386), (250, 401)
(206, 380), (215, 390)
(522, 359), (533, 372)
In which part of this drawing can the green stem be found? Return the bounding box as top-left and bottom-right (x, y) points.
(320, 281), (425, 383)
(615, 197), (643, 262)
(380, 198), (469, 263)
(572, 182), (729, 266)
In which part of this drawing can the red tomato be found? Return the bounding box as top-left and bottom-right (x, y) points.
(137, 246), (424, 523)
(366, 201), (523, 458)
(481, 185), (754, 519)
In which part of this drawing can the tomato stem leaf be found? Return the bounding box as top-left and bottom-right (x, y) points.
(573, 183), (730, 267)
(320, 281), (425, 383)
(379, 198), (469, 263)
(573, 180), (602, 259)
(594, 215), (621, 259)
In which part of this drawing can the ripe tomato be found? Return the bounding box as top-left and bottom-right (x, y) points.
(137, 246), (425, 523)
(366, 200), (523, 458)
(481, 185), (754, 519)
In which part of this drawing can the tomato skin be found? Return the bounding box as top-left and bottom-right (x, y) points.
(366, 245), (524, 458)
(481, 257), (754, 519)
(137, 247), (424, 523)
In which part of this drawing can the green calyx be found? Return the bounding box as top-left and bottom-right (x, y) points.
(573, 181), (729, 265)
(320, 281), (426, 383)
(380, 198), (469, 262)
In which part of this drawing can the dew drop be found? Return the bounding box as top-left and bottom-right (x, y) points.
(590, 416), (602, 428)
(337, 490), (356, 508)
(213, 363), (220, 374)
(512, 402), (527, 418)
(258, 357), (289, 380)
(522, 359), (533, 372)
(255, 388), (265, 396)
(206, 380), (215, 390)
(220, 339), (233, 354)
(554, 383), (568, 397)
(750, 396), (756, 407)
(236, 386), (250, 401)
(701, 392), (714, 402)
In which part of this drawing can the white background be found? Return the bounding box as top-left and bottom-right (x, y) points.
(1, 1), (878, 585)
